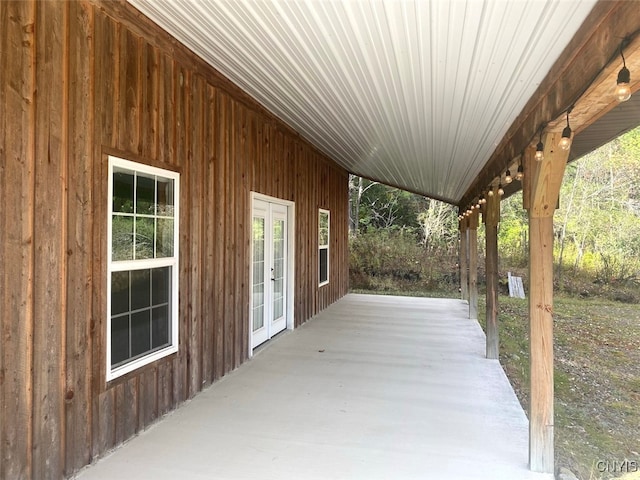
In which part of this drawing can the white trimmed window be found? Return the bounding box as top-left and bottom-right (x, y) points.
(319, 209), (330, 286)
(107, 156), (179, 381)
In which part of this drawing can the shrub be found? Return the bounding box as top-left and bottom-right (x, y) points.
(349, 229), (458, 294)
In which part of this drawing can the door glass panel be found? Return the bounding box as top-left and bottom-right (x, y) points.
(272, 218), (285, 321)
(252, 216), (265, 332)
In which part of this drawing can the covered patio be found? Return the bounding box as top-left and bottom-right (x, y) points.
(77, 294), (551, 480)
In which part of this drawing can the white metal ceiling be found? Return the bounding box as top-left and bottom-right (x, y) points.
(129, 0), (597, 204)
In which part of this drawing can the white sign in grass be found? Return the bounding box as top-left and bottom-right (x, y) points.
(508, 272), (525, 299)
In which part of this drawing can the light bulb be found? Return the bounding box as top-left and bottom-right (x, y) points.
(479, 195), (486, 205)
(504, 170), (513, 184)
(616, 66), (631, 102)
(515, 164), (524, 181)
(497, 184), (504, 196)
(487, 189), (494, 197)
(615, 82), (631, 102)
(535, 141), (544, 161)
(559, 125), (572, 151)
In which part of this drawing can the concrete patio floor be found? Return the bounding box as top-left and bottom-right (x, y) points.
(77, 294), (553, 480)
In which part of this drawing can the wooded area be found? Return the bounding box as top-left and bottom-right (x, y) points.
(350, 125), (640, 302)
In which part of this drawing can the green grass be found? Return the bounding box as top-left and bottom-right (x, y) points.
(478, 295), (640, 480)
(349, 287), (459, 298)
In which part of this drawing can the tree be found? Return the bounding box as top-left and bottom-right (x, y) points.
(417, 200), (458, 254)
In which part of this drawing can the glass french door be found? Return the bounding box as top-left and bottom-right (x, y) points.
(251, 199), (288, 349)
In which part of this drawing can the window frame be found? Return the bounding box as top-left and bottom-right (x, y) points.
(318, 208), (330, 287)
(106, 155), (180, 381)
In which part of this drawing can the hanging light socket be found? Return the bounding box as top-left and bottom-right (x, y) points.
(535, 128), (544, 161)
(616, 46), (632, 102)
(497, 183), (504, 196)
(558, 109), (572, 151)
(616, 66), (631, 102)
(515, 163), (524, 181)
(504, 169), (513, 184)
(535, 141), (544, 161)
(559, 126), (572, 150)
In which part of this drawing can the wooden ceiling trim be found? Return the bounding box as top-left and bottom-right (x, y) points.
(459, 0), (640, 209)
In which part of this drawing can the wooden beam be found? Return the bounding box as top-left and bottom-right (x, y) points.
(467, 210), (479, 319)
(546, 27), (640, 136)
(530, 132), (568, 218)
(483, 193), (500, 359)
(526, 131), (570, 474)
(522, 146), (539, 211)
(528, 215), (555, 473)
(459, 218), (469, 301)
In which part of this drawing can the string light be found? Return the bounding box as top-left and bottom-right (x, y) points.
(504, 169), (513, 184)
(558, 108), (573, 151)
(615, 46), (631, 102)
(535, 129), (544, 161)
(461, 35), (639, 214)
(515, 155), (524, 181)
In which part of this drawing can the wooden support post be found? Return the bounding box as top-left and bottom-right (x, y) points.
(468, 210), (479, 319)
(459, 218), (469, 301)
(526, 132), (568, 473)
(483, 193), (500, 359)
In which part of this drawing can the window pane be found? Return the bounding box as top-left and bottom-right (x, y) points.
(319, 247), (329, 284)
(157, 177), (174, 217)
(253, 217), (265, 261)
(136, 173), (156, 215)
(135, 217), (155, 259)
(253, 282), (264, 309)
(156, 218), (174, 258)
(108, 158), (178, 377)
(111, 314), (130, 366)
(113, 170), (134, 213)
(152, 305), (170, 349)
(253, 261), (264, 284)
(131, 269), (151, 311)
(112, 215), (134, 261)
(111, 271), (130, 316)
(319, 211), (329, 246)
(131, 310), (151, 358)
(273, 280), (283, 321)
(152, 266), (170, 305)
(253, 305), (264, 331)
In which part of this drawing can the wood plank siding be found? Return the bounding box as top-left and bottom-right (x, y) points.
(0, 1), (349, 478)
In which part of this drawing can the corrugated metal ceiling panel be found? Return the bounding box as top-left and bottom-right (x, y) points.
(128, 0), (598, 204)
